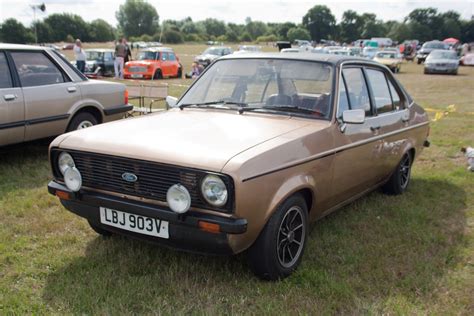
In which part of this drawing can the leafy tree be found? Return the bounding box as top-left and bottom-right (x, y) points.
(44, 13), (90, 41)
(32, 21), (53, 43)
(255, 34), (278, 43)
(0, 18), (34, 44)
(339, 10), (364, 43)
(116, 0), (159, 37)
(202, 18), (226, 38)
(275, 22), (296, 40)
(360, 14), (387, 39)
(287, 27), (311, 43)
(162, 29), (183, 43)
(88, 19), (115, 42)
(460, 19), (474, 42)
(245, 19), (268, 40)
(302, 5), (336, 42)
(240, 32), (252, 42)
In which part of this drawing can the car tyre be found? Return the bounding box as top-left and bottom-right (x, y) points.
(153, 69), (162, 80)
(247, 194), (308, 280)
(88, 221), (113, 237)
(382, 152), (412, 195)
(67, 112), (98, 132)
(417, 59), (422, 64)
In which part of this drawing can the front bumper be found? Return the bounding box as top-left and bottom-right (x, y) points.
(48, 181), (247, 255)
(424, 66), (458, 74)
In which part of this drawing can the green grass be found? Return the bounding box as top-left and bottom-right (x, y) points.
(0, 54), (473, 314)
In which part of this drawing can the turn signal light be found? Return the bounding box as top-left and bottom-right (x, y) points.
(55, 190), (70, 200)
(198, 221), (221, 234)
(124, 90), (129, 104)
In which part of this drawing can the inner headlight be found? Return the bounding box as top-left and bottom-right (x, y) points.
(58, 152), (75, 175)
(201, 175), (228, 207)
(167, 184), (191, 214)
(64, 167), (82, 192)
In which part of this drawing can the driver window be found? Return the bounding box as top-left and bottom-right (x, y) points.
(342, 68), (371, 116)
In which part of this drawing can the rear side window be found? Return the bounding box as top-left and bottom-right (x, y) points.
(342, 68), (371, 116)
(168, 53), (176, 61)
(0, 52), (13, 89)
(366, 69), (393, 114)
(388, 80), (403, 110)
(11, 51), (65, 87)
(161, 52), (168, 61)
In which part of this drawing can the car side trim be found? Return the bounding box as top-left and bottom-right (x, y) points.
(103, 104), (134, 115)
(242, 121), (429, 182)
(0, 114), (70, 130)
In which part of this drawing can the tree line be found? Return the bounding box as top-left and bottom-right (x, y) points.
(1, 0), (473, 45)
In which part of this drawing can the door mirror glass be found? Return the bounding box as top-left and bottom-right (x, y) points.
(166, 96), (178, 108)
(342, 109), (365, 124)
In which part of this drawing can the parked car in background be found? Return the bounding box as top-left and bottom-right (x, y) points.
(346, 47), (362, 56)
(47, 53), (430, 280)
(362, 47), (378, 59)
(416, 41), (448, 64)
(280, 48), (301, 53)
(235, 45), (262, 54)
(374, 51), (402, 73)
(83, 49), (115, 78)
(124, 47), (182, 80)
(371, 37), (393, 47)
(329, 49), (351, 56)
(62, 43), (74, 50)
(194, 46), (233, 67)
(0, 44), (132, 147)
(460, 52), (474, 66)
(311, 47), (329, 54)
(424, 49), (459, 75)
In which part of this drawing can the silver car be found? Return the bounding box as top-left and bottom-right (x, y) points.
(0, 44), (132, 147)
(424, 50), (459, 75)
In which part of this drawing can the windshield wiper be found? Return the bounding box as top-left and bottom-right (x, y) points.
(238, 105), (322, 115)
(179, 100), (248, 110)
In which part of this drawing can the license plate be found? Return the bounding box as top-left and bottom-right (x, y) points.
(130, 74), (143, 78)
(99, 207), (169, 239)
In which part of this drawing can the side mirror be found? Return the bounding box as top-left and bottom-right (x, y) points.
(166, 96), (178, 109)
(342, 109), (365, 124)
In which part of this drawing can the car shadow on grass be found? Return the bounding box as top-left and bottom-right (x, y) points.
(42, 178), (467, 313)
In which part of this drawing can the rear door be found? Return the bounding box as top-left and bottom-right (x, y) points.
(0, 51), (25, 146)
(331, 66), (385, 204)
(10, 50), (82, 141)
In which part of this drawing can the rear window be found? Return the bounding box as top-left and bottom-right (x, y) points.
(11, 51), (66, 87)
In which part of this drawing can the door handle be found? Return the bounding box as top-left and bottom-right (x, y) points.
(67, 87), (77, 93)
(4, 94), (17, 101)
(370, 125), (381, 132)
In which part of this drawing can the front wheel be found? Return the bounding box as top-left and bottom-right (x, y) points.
(67, 112), (98, 132)
(382, 152), (412, 195)
(247, 194), (308, 280)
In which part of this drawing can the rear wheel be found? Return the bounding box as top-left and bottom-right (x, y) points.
(382, 152), (412, 195)
(67, 112), (98, 132)
(247, 194), (308, 280)
(153, 69), (162, 80)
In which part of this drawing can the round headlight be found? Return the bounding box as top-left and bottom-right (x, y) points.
(64, 167), (82, 192)
(167, 184), (191, 214)
(201, 175), (228, 207)
(58, 152), (75, 175)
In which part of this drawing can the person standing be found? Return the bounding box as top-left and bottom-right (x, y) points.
(114, 38), (127, 79)
(73, 39), (86, 73)
(123, 38), (132, 64)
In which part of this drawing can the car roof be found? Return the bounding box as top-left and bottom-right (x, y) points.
(0, 43), (49, 50)
(219, 52), (379, 66)
(207, 46), (231, 49)
(84, 48), (114, 52)
(141, 47), (174, 52)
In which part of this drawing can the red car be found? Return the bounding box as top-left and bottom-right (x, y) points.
(124, 47), (182, 80)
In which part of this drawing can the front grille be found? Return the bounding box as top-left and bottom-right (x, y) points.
(128, 66), (147, 72)
(52, 150), (234, 212)
(436, 63), (447, 67)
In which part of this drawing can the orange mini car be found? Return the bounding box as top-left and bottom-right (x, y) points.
(124, 47), (182, 80)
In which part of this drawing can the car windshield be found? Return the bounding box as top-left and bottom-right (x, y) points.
(86, 51), (103, 61)
(428, 51), (458, 60)
(178, 58), (334, 119)
(424, 42), (446, 49)
(203, 48), (225, 55)
(137, 51), (158, 60)
(376, 52), (396, 59)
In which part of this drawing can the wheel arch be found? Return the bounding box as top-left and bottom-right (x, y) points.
(66, 105), (103, 131)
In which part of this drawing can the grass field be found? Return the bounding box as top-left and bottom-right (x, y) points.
(0, 45), (473, 314)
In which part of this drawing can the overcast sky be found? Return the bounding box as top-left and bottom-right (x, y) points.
(1, 0), (473, 26)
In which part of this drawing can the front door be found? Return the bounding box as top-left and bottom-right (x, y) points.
(10, 50), (82, 141)
(0, 51), (25, 146)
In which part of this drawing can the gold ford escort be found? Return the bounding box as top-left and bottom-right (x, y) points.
(48, 53), (430, 280)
